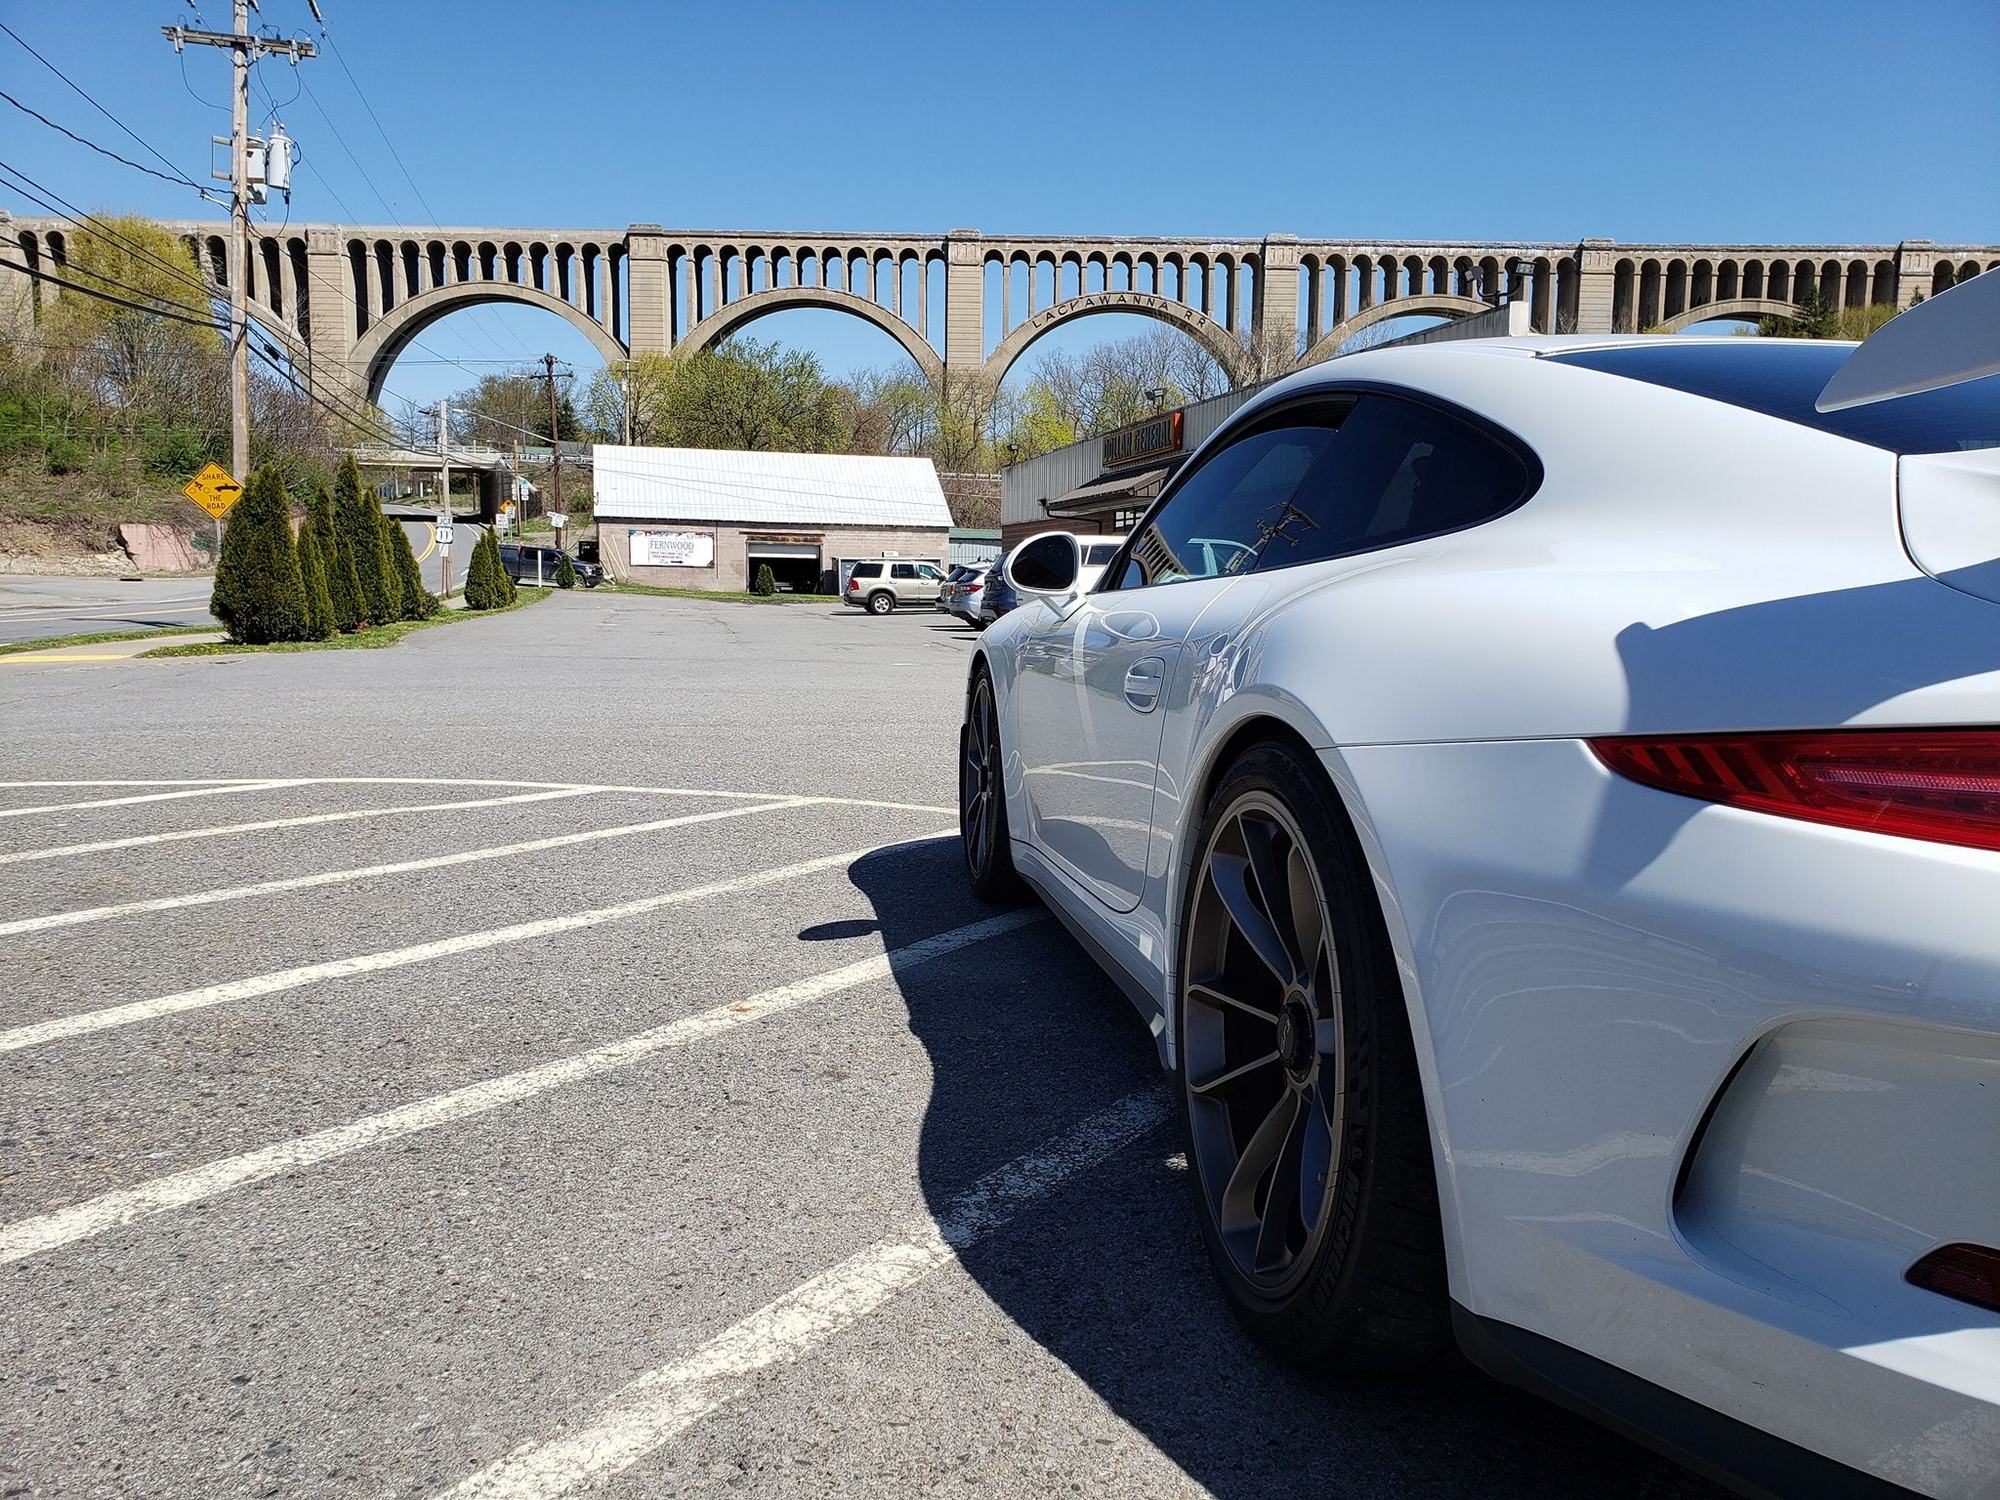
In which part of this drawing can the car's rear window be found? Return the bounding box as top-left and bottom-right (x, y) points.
(850, 562), (882, 577)
(1548, 341), (2000, 456)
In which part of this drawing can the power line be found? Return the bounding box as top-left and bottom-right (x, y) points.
(0, 256), (230, 331)
(0, 19), (205, 191)
(308, 5), (536, 365)
(6, 153), (514, 409)
(2, 240), (392, 439)
(0, 89), (210, 193)
(0, 161), (384, 434)
(289, 67), (521, 369)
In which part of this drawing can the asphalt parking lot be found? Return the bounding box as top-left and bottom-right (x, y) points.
(0, 593), (1722, 1499)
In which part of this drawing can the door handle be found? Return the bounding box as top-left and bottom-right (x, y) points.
(1123, 656), (1166, 712)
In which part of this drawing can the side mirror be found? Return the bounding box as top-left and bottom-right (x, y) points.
(1006, 532), (1081, 600)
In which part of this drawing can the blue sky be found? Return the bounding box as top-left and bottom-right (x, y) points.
(5, 0), (1996, 417)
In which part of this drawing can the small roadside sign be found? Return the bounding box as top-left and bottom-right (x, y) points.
(434, 522), (454, 547)
(182, 462), (244, 520)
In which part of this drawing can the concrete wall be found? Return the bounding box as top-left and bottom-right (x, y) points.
(598, 519), (948, 592)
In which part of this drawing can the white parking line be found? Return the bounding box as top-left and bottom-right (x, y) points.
(0, 788), (600, 867)
(0, 781), (308, 820)
(434, 1087), (1168, 1500)
(0, 907), (1043, 1266)
(0, 777), (952, 815)
(0, 798), (807, 939)
(0, 830), (956, 1054)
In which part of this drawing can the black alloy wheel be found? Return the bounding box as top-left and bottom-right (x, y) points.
(1177, 739), (1450, 1370)
(960, 671), (1023, 903)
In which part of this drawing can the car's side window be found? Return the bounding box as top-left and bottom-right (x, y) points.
(1105, 416), (1345, 591)
(892, 563), (918, 580)
(1260, 394), (1534, 571)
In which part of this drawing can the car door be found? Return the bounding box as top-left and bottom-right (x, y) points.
(1009, 415), (1348, 911)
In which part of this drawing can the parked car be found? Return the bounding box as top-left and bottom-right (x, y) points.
(976, 559), (1017, 624)
(842, 558), (945, 615)
(958, 280), (2000, 1498)
(500, 542), (601, 588)
(940, 564), (990, 626)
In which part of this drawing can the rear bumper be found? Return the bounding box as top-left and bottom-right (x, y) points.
(1336, 737), (2000, 1496)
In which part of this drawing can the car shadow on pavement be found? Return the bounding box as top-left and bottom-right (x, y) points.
(839, 837), (1722, 1500)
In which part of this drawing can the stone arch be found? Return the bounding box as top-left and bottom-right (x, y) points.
(1300, 293), (1491, 366)
(983, 290), (1251, 387)
(1652, 296), (1796, 333)
(351, 281), (627, 404)
(678, 285), (941, 385)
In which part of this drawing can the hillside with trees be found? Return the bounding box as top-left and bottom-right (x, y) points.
(0, 215), (372, 565)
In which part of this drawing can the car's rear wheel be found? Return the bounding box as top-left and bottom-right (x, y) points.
(960, 670), (1024, 903)
(868, 591), (895, 615)
(1177, 739), (1449, 1371)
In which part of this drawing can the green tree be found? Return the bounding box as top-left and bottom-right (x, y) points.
(1765, 288), (1840, 339)
(608, 338), (848, 452)
(332, 453), (397, 624)
(382, 510), (435, 618)
(752, 562), (776, 596)
(464, 527), (516, 609)
(210, 465), (309, 644)
(295, 515), (335, 639)
(555, 551), (577, 589)
(307, 485), (361, 632)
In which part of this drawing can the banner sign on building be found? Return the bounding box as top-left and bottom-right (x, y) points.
(1100, 409), (1183, 469)
(629, 529), (715, 567)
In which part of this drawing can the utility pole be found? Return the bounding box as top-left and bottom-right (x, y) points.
(163, 6), (315, 492)
(436, 399), (453, 596)
(539, 352), (565, 552)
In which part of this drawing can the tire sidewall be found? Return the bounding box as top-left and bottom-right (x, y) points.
(1174, 740), (1386, 1354)
(869, 592), (894, 615)
(960, 669), (1023, 903)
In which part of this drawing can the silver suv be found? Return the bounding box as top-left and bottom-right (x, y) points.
(843, 558), (945, 615)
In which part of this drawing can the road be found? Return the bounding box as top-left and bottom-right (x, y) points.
(1, 523), (474, 647)
(0, 575), (217, 646)
(0, 595), (1723, 1500)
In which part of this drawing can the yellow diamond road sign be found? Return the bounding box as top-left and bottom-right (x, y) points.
(182, 462), (244, 520)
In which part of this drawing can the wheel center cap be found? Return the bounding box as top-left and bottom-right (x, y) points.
(1276, 995), (1316, 1080)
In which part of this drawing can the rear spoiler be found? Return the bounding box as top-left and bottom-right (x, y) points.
(1817, 268), (1998, 411)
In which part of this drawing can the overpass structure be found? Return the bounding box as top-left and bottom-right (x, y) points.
(5, 212), (1995, 407)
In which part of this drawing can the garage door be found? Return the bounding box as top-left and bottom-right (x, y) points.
(746, 542), (821, 559)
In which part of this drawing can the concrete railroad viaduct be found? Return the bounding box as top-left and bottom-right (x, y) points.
(6, 214), (1996, 408)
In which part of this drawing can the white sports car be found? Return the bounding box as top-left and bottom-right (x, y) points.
(959, 280), (2000, 1497)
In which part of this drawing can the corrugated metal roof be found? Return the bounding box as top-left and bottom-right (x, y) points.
(594, 446), (952, 529)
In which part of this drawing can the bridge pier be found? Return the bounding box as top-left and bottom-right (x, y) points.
(944, 229), (986, 387)
(625, 224), (672, 356)
(1575, 239), (1618, 334)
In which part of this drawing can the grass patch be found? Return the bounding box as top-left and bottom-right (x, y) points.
(0, 623), (217, 657)
(604, 582), (830, 605)
(141, 588), (549, 657)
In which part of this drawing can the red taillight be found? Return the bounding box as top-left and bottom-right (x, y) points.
(966, 582), (982, 592)
(847, 578), (859, 591)
(1590, 730), (2000, 853)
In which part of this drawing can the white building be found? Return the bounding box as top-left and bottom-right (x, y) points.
(593, 446), (952, 594)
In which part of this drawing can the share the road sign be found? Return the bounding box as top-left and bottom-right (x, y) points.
(182, 463), (244, 520)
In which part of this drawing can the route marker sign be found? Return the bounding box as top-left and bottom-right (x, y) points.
(182, 463), (244, 520)
(435, 523), (454, 547)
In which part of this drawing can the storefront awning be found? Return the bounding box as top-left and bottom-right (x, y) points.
(1045, 462), (1177, 516)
